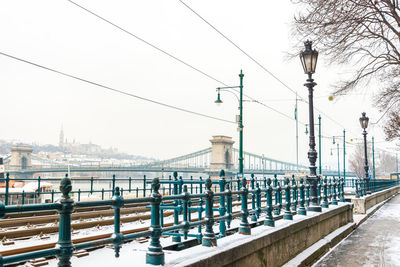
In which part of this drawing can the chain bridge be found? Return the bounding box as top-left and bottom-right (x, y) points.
(5, 136), (353, 177)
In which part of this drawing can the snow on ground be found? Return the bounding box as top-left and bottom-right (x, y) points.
(314, 193), (400, 267)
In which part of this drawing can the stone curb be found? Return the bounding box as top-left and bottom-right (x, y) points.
(283, 192), (398, 267)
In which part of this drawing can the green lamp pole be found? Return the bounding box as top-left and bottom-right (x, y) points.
(215, 70), (244, 174)
(372, 136), (376, 179)
(343, 129), (346, 183)
(239, 71), (244, 174)
(318, 115), (322, 175)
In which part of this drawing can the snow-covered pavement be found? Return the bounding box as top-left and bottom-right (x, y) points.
(314, 193), (400, 267)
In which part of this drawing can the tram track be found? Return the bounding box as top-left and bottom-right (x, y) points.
(0, 208), (247, 258)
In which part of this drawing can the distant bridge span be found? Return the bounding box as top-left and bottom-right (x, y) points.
(6, 144), (355, 177)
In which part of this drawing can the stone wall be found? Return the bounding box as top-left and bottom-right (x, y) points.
(182, 204), (353, 267)
(351, 186), (400, 214)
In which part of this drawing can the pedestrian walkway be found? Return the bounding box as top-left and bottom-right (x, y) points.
(315, 193), (400, 267)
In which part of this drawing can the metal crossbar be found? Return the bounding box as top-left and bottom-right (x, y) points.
(0, 171), (397, 266)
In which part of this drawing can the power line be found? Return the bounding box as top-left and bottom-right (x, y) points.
(66, 0), (304, 126)
(67, 0), (228, 87)
(178, 0), (350, 132)
(0, 51), (236, 124)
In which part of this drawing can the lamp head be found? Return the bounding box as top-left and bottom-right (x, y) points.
(359, 112), (369, 129)
(215, 89), (223, 106)
(300, 40), (318, 74)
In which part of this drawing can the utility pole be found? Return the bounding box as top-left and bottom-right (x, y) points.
(343, 129), (346, 183)
(318, 115), (322, 175)
(295, 93), (299, 171)
(337, 143), (340, 178)
(372, 136), (376, 180)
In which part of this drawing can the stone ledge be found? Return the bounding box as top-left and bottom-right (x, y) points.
(175, 203), (353, 267)
(283, 222), (356, 267)
(351, 186), (400, 214)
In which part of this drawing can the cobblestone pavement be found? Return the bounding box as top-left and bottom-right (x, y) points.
(314, 194), (400, 267)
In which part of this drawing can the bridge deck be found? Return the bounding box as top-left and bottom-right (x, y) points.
(315, 193), (400, 267)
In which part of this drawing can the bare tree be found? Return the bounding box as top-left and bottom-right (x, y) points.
(376, 150), (397, 175)
(292, 0), (400, 140)
(349, 143), (372, 178)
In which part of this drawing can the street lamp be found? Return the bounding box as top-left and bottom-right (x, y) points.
(215, 70), (244, 175)
(360, 112), (370, 194)
(300, 40), (321, 212)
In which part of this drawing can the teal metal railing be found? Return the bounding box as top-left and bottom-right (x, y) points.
(0, 171), (352, 266)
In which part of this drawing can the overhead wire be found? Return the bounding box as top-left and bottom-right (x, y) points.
(177, 0), (353, 132)
(0, 51), (236, 124)
(66, 0), (305, 126)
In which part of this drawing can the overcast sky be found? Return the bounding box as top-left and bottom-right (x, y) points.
(0, 0), (396, 168)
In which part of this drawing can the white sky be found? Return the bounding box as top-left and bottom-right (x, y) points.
(0, 0), (396, 168)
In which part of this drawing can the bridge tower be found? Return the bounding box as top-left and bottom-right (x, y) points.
(9, 145), (33, 178)
(208, 136), (235, 178)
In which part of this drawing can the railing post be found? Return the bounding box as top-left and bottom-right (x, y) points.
(128, 177), (132, 193)
(112, 175), (116, 196)
(283, 178), (293, 220)
(112, 187), (124, 257)
(22, 190), (25, 205)
(218, 170), (226, 237)
(356, 179), (361, 198)
(202, 177), (217, 247)
(298, 178), (307, 215)
(38, 176), (41, 198)
(182, 185), (190, 240)
(146, 178), (164, 265)
(143, 175), (147, 197)
(322, 177), (329, 208)
(172, 171), (181, 243)
(52, 190), (54, 203)
(317, 178), (322, 205)
(239, 176), (251, 235)
(168, 175), (172, 195)
(102, 188), (104, 200)
(5, 173), (9, 206)
(274, 174), (280, 215)
(78, 189), (81, 202)
(291, 175), (298, 211)
(226, 184), (232, 228)
(264, 178), (274, 226)
(190, 176), (193, 194)
(57, 174), (74, 267)
(90, 177), (94, 195)
(305, 180), (310, 207)
(256, 182), (261, 219)
(250, 174), (257, 222)
(339, 177), (345, 202)
(332, 178), (338, 205)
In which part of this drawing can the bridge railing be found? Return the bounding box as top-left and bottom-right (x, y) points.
(0, 170), (349, 266)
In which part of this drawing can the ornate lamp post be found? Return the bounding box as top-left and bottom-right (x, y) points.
(360, 112), (370, 194)
(215, 70), (244, 175)
(300, 40), (321, 212)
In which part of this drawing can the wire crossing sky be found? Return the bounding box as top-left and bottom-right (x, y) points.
(0, 0), (394, 164)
